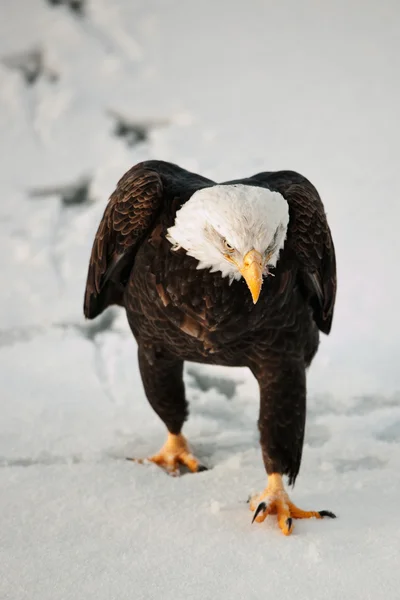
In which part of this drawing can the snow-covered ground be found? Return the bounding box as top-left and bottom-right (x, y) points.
(1, 1), (400, 598)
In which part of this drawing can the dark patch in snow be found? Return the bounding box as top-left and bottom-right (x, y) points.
(80, 310), (119, 341)
(28, 175), (92, 207)
(58, 309), (118, 342)
(107, 109), (170, 147)
(61, 178), (92, 206)
(187, 368), (239, 399)
(1, 47), (58, 85)
(376, 421), (400, 443)
(46, 0), (85, 17)
(334, 456), (386, 473)
(69, 0), (85, 15)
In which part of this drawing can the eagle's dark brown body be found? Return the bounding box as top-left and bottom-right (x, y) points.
(84, 160), (336, 485)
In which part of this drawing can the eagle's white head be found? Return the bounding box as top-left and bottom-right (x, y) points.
(166, 184), (289, 303)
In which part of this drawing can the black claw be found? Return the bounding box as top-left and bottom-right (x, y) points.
(246, 495), (251, 504)
(319, 510), (337, 519)
(197, 464), (208, 472)
(286, 517), (293, 531)
(252, 501), (267, 524)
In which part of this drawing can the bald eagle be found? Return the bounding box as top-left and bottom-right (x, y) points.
(84, 160), (337, 535)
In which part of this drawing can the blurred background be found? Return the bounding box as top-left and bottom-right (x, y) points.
(1, 2), (400, 597)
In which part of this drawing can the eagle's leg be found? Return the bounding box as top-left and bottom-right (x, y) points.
(250, 359), (336, 535)
(127, 345), (204, 475)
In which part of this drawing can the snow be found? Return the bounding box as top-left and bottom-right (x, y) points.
(1, 0), (400, 598)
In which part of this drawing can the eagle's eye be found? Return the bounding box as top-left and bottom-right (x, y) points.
(223, 239), (235, 253)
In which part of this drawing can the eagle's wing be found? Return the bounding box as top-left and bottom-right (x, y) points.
(84, 160), (214, 320)
(83, 163), (163, 319)
(245, 171), (337, 334)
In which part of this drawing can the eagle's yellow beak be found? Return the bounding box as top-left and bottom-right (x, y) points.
(239, 249), (263, 304)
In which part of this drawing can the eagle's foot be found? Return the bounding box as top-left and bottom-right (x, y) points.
(127, 433), (206, 476)
(249, 473), (336, 536)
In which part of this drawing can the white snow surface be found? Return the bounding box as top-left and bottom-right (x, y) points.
(1, 1), (400, 598)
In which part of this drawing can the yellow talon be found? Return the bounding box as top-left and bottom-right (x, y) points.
(127, 433), (205, 476)
(249, 473), (336, 535)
